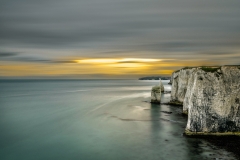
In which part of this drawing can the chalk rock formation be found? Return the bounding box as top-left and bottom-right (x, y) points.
(151, 79), (164, 103)
(171, 68), (196, 104)
(151, 86), (161, 103)
(159, 78), (164, 92)
(184, 66), (240, 134)
(171, 66), (240, 134)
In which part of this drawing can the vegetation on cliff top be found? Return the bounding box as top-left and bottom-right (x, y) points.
(200, 66), (220, 73)
(173, 67), (196, 73)
(173, 66), (222, 73)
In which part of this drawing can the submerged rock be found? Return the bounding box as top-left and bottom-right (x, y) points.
(164, 91), (171, 94)
(170, 66), (240, 135)
(167, 100), (183, 106)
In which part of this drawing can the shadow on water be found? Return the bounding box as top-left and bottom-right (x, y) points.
(187, 135), (240, 159)
(150, 103), (161, 144)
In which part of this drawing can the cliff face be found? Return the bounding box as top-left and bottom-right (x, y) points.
(185, 66), (240, 133)
(151, 86), (161, 103)
(171, 68), (196, 103)
(171, 66), (240, 134)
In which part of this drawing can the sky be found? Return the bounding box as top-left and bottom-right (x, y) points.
(0, 0), (240, 78)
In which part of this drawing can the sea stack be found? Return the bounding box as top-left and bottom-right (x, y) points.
(170, 66), (240, 135)
(151, 78), (163, 103)
(159, 78), (164, 92)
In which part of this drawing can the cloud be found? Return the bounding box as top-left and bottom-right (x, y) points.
(117, 61), (143, 63)
(0, 53), (75, 64)
(51, 60), (76, 63)
(0, 0), (240, 77)
(197, 51), (236, 55)
(0, 52), (19, 57)
(0, 0), (239, 51)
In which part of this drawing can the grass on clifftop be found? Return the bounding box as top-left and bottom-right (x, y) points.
(200, 66), (220, 73)
(173, 67), (196, 73)
(173, 66), (220, 73)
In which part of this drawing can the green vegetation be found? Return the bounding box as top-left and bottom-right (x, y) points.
(152, 86), (161, 93)
(174, 66), (221, 73)
(173, 66), (196, 73)
(200, 66), (220, 73)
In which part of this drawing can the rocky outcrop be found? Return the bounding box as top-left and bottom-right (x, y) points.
(171, 68), (196, 103)
(159, 78), (164, 92)
(151, 79), (164, 103)
(171, 66), (240, 135)
(170, 68), (196, 106)
(151, 86), (161, 103)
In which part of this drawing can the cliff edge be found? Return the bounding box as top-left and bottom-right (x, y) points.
(170, 66), (240, 135)
(171, 67), (196, 105)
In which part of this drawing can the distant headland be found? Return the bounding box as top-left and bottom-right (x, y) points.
(139, 76), (170, 80)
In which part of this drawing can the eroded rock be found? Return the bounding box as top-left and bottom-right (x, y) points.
(171, 66), (240, 135)
(171, 68), (196, 103)
(151, 79), (164, 103)
(159, 78), (164, 92)
(151, 85), (161, 104)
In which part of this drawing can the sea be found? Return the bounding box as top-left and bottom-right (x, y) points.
(0, 79), (237, 160)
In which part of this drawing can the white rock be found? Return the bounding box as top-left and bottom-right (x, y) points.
(171, 68), (196, 103)
(171, 66), (240, 134)
(151, 85), (161, 103)
(185, 66), (240, 133)
(159, 78), (164, 92)
(151, 79), (164, 103)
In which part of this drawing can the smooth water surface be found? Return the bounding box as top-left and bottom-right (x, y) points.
(0, 80), (236, 160)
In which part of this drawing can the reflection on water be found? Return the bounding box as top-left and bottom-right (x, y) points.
(150, 103), (161, 145)
(0, 80), (237, 160)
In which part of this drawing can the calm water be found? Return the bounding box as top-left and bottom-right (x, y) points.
(0, 80), (236, 160)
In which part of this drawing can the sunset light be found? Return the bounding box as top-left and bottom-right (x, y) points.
(1, 0), (240, 159)
(75, 58), (161, 64)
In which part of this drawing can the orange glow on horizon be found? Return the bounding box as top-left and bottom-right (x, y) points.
(0, 57), (219, 78)
(75, 58), (161, 64)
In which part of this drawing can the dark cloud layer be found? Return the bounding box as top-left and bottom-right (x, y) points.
(0, 0), (240, 65)
(0, 52), (18, 57)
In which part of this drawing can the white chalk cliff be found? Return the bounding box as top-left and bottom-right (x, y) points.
(151, 79), (164, 103)
(170, 66), (240, 135)
(171, 68), (196, 103)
